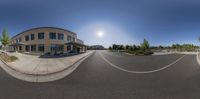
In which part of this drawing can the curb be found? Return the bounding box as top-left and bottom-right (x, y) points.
(0, 51), (94, 82)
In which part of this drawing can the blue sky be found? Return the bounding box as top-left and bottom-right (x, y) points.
(0, 0), (200, 47)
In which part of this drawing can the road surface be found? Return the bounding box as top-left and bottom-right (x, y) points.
(0, 50), (200, 99)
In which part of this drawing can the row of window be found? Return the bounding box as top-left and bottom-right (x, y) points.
(22, 44), (65, 52)
(14, 32), (76, 43)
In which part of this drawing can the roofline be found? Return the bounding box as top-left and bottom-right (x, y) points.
(11, 27), (77, 39)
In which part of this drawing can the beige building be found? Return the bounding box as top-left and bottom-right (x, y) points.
(9, 27), (87, 54)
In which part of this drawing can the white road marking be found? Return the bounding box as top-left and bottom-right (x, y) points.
(99, 51), (186, 74)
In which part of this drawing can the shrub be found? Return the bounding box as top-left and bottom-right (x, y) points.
(144, 50), (154, 55)
(46, 52), (51, 55)
(10, 56), (18, 62)
(125, 49), (153, 55)
(135, 50), (144, 55)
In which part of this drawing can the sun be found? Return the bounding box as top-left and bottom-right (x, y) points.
(97, 31), (104, 37)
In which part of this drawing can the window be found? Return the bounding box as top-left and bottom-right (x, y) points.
(19, 46), (22, 50)
(50, 44), (56, 51)
(31, 45), (36, 51)
(67, 35), (72, 42)
(73, 37), (75, 42)
(38, 44), (44, 52)
(16, 39), (18, 43)
(58, 33), (64, 40)
(49, 32), (56, 39)
(31, 34), (34, 40)
(57, 45), (64, 51)
(25, 45), (29, 52)
(50, 44), (64, 51)
(19, 37), (22, 42)
(25, 35), (29, 41)
(67, 45), (71, 50)
(38, 33), (44, 39)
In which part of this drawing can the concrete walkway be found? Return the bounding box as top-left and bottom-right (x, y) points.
(0, 51), (93, 82)
(153, 52), (198, 55)
(197, 52), (200, 65)
(7, 52), (92, 75)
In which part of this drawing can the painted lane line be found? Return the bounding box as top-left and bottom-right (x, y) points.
(99, 52), (186, 74)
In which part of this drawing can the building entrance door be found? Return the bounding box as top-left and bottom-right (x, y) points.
(25, 45), (29, 52)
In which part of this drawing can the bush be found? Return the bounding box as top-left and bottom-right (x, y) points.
(10, 56), (18, 62)
(125, 50), (153, 55)
(45, 52), (51, 55)
(143, 50), (154, 55)
(135, 50), (145, 55)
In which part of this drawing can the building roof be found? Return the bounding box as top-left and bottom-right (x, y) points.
(11, 27), (77, 39)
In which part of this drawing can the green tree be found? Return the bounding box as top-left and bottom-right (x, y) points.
(199, 37), (200, 46)
(132, 45), (137, 51)
(199, 37), (200, 42)
(0, 28), (10, 50)
(112, 44), (117, 50)
(141, 38), (149, 51)
(125, 45), (130, 50)
(119, 45), (124, 50)
(108, 46), (112, 50)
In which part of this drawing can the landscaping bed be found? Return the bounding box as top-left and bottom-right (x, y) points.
(125, 50), (154, 55)
(0, 52), (18, 62)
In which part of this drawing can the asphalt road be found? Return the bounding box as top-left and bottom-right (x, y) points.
(0, 50), (200, 99)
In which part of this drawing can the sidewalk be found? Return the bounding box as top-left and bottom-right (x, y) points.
(197, 52), (200, 65)
(153, 52), (198, 55)
(7, 51), (92, 75)
(0, 51), (93, 82)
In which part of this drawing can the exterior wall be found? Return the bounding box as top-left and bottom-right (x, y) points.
(10, 27), (79, 54)
(77, 39), (84, 44)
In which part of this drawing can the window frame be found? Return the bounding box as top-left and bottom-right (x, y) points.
(38, 44), (45, 52)
(31, 34), (35, 40)
(67, 35), (72, 42)
(49, 32), (57, 39)
(38, 32), (45, 40)
(25, 35), (29, 41)
(58, 33), (64, 40)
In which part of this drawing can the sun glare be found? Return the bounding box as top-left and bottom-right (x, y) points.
(97, 31), (104, 37)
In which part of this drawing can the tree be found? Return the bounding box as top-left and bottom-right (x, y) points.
(119, 45), (124, 50)
(125, 45), (130, 50)
(108, 46), (112, 50)
(112, 44), (117, 50)
(141, 38), (149, 51)
(198, 37), (200, 52)
(199, 37), (200, 42)
(132, 45), (137, 51)
(0, 28), (10, 50)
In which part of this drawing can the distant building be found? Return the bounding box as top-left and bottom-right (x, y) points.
(9, 27), (87, 54)
(88, 45), (105, 50)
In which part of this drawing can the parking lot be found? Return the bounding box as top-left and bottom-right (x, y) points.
(0, 50), (200, 99)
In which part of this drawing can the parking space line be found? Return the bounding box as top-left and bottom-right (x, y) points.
(99, 52), (186, 74)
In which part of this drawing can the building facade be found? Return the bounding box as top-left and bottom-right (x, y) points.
(9, 27), (87, 54)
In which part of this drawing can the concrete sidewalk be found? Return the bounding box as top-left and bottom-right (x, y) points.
(7, 51), (92, 75)
(197, 52), (200, 65)
(153, 52), (198, 55)
(0, 51), (93, 82)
